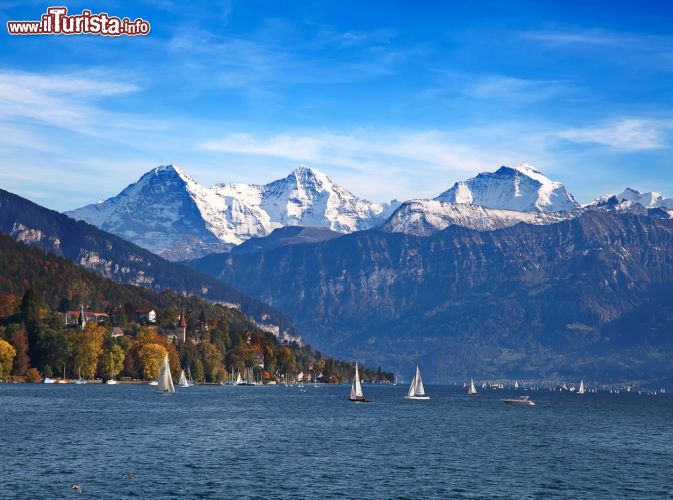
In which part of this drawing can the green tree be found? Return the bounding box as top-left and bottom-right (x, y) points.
(200, 342), (225, 383)
(0, 339), (16, 379)
(38, 329), (72, 378)
(100, 344), (125, 380)
(20, 289), (42, 338)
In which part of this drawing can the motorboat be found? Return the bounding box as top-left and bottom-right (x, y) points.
(502, 395), (535, 406)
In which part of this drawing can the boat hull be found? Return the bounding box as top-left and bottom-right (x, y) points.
(349, 397), (372, 403)
(405, 396), (430, 400)
(502, 399), (535, 406)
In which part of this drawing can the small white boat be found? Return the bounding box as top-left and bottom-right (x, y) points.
(405, 365), (429, 400)
(349, 362), (371, 402)
(468, 378), (478, 396)
(43, 377), (56, 384)
(148, 380), (159, 386)
(178, 369), (189, 388)
(514, 380), (519, 389)
(105, 379), (118, 385)
(502, 395), (535, 406)
(577, 379), (585, 395)
(157, 354), (175, 394)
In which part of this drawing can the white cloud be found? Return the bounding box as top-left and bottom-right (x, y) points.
(557, 118), (673, 151)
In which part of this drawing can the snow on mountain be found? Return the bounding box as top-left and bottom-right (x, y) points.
(381, 199), (573, 236)
(382, 163), (580, 236)
(66, 164), (398, 261)
(213, 165), (398, 234)
(591, 187), (673, 209)
(436, 163), (579, 213)
(65, 165), (230, 260)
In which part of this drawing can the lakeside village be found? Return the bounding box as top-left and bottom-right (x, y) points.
(0, 289), (393, 386)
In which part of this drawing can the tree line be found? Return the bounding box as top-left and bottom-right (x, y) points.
(0, 289), (392, 384)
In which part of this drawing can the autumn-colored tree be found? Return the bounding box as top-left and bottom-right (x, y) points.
(0, 339), (16, 379)
(25, 367), (42, 383)
(100, 344), (125, 380)
(0, 294), (20, 318)
(137, 343), (166, 380)
(11, 329), (30, 376)
(70, 324), (105, 379)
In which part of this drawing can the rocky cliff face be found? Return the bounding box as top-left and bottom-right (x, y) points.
(187, 212), (673, 381)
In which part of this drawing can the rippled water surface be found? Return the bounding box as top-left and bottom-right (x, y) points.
(1, 384), (672, 499)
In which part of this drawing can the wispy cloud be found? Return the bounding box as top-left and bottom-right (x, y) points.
(198, 127), (558, 201)
(464, 75), (565, 101)
(0, 70), (145, 135)
(525, 30), (627, 46)
(556, 118), (673, 151)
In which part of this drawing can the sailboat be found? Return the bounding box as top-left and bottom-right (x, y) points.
(578, 379), (585, 395)
(178, 369), (190, 388)
(157, 353), (175, 394)
(468, 378), (478, 396)
(514, 380), (519, 389)
(405, 365), (429, 400)
(235, 371), (243, 385)
(349, 362), (371, 402)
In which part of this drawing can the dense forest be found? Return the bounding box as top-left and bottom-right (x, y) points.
(0, 233), (392, 384)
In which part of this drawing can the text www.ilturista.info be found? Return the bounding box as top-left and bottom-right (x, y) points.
(7, 6), (150, 36)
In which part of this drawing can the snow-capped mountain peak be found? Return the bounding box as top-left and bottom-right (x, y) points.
(67, 164), (398, 260)
(591, 187), (673, 209)
(435, 162), (579, 212)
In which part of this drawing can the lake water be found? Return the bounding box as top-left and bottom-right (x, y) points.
(1, 384), (672, 499)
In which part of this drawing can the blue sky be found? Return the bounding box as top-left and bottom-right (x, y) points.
(1, 0), (672, 210)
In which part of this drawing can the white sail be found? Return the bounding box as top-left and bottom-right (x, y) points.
(405, 365), (429, 399)
(236, 372), (243, 385)
(407, 371), (417, 398)
(157, 354), (175, 393)
(414, 366), (426, 396)
(514, 380), (519, 389)
(178, 369), (189, 388)
(468, 378), (477, 395)
(578, 379), (585, 395)
(350, 362), (365, 399)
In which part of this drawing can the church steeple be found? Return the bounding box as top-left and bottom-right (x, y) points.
(78, 305), (87, 330)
